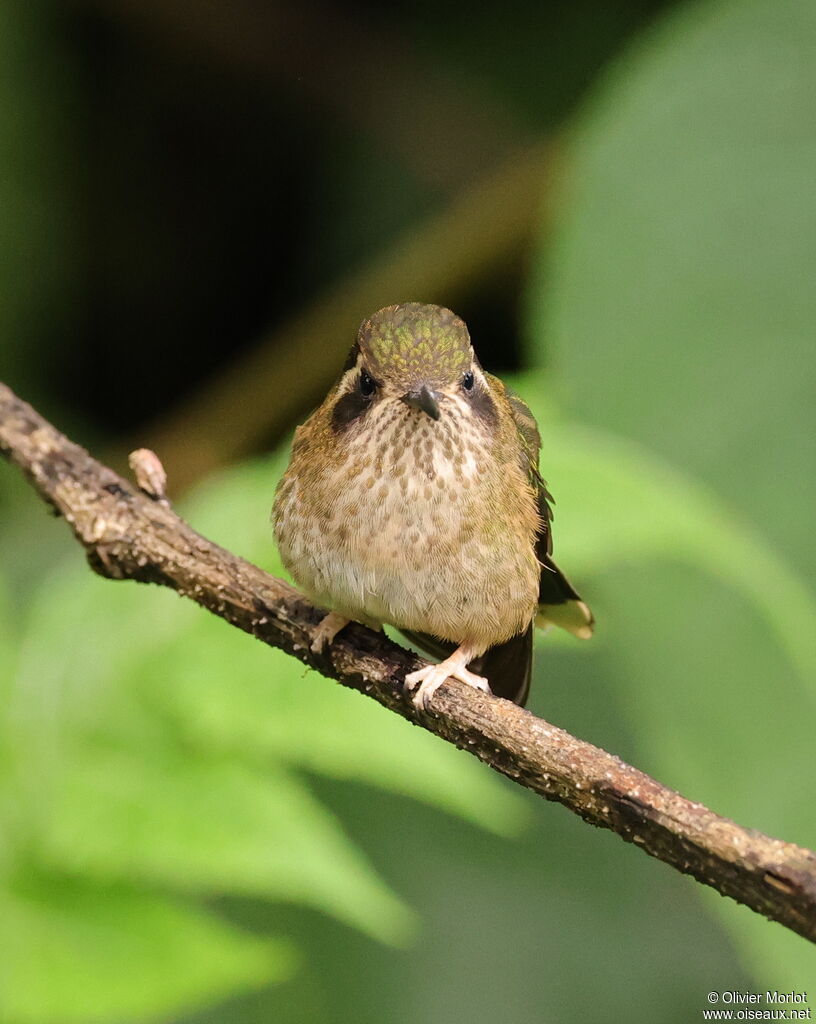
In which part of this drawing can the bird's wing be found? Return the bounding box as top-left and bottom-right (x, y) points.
(505, 387), (594, 640)
(396, 386), (591, 708)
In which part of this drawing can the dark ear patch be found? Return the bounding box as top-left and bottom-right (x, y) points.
(469, 382), (498, 429)
(331, 389), (371, 432)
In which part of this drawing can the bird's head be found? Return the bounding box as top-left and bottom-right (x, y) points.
(330, 303), (497, 432)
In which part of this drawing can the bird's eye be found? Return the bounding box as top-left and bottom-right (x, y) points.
(462, 371), (475, 392)
(359, 369), (377, 397)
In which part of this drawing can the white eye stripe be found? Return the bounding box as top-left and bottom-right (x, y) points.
(336, 367), (360, 393)
(336, 358), (379, 397)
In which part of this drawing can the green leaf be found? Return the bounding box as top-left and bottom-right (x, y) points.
(529, 0), (816, 580)
(0, 572), (20, 876)
(526, 0), (816, 987)
(514, 412), (816, 695)
(509, 409), (816, 850)
(0, 572), (15, 694)
(37, 745), (415, 946)
(134, 616), (526, 839)
(0, 874), (291, 1024)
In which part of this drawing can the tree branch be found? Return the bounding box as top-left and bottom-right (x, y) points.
(2, 381), (815, 944)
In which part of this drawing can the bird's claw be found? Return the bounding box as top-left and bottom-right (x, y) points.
(405, 660), (490, 710)
(311, 612), (350, 653)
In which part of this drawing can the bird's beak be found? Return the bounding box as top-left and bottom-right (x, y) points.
(401, 385), (441, 421)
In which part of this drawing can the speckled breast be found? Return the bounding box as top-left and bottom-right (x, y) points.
(274, 401), (540, 648)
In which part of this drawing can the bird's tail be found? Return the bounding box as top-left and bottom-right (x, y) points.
(537, 555), (594, 639)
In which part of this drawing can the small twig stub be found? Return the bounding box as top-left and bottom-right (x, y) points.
(128, 447), (169, 502)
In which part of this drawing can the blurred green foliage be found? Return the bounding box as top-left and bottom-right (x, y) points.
(0, 458), (531, 1019)
(530, 0), (816, 985)
(1, 0), (815, 1020)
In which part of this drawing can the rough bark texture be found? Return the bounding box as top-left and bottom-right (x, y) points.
(2, 381), (815, 944)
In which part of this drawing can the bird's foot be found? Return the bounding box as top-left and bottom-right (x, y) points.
(405, 646), (490, 710)
(311, 611), (351, 653)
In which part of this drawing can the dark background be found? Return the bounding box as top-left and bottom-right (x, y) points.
(5, 0), (671, 448)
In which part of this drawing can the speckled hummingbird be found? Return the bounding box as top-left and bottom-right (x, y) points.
(273, 303), (592, 710)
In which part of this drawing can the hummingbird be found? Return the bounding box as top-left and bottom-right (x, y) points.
(273, 303), (592, 710)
